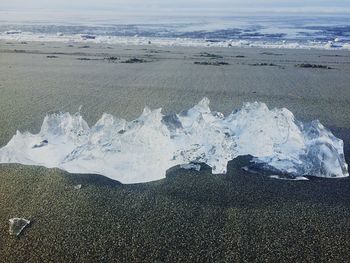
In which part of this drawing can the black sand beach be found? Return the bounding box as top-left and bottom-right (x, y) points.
(0, 41), (350, 262)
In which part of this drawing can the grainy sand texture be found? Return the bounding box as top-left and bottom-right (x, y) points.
(0, 41), (350, 262)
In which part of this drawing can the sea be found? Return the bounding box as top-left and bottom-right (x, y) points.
(0, 12), (350, 49)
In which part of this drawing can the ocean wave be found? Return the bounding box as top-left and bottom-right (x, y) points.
(0, 98), (348, 184)
(2, 16), (350, 50)
(1, 31), (350, 50)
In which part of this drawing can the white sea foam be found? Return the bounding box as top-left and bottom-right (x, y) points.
(0, 98), (348, 184)
(1, 31), (350, 50)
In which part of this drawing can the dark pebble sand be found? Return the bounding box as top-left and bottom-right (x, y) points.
(0, 41), (350, 262)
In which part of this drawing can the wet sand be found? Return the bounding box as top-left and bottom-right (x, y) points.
(0, 41), (350, 262)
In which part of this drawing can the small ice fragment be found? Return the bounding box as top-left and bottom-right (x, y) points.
(74, 184), (82, 190)
(180, 163), (201, 171)
(9, 218), (30, 236)
(32, 139), (48, 148)
(269, 175), (309, 181)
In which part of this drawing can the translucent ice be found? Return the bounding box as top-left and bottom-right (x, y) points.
(9, 218), (31, 236)
(0, 98), (348, 184)
(74, 184), (82, 190)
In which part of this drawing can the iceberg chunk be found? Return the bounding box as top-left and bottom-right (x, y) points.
(9, 218), (31, 236)
(0, 98), (348, 183)
(74, 184), (82, 190)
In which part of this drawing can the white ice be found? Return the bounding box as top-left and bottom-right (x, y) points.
(9, 218), (31, 236)
(0, 98), (348, 184)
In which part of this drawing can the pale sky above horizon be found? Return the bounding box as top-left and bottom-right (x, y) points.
(2, 0), (350, 15)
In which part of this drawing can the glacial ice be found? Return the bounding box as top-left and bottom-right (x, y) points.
(0, 98), (348, 184)
(74, 184), (82, 190)
(9, 218), (31, 236)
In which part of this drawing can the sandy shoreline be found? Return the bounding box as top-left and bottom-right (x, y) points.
(0, 40), (350, 261)
(1, 41), (349, 152)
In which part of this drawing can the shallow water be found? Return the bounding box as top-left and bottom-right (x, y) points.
(1, 15), (350, 49)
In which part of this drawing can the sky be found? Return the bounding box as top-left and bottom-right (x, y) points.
(2, 0), (350, 15)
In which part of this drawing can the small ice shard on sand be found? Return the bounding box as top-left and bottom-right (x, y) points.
(74, 184), (82, 190)
(180, 163), (201, 171)
(9, 218), (31, 236)
(269, 175), (309, 181)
